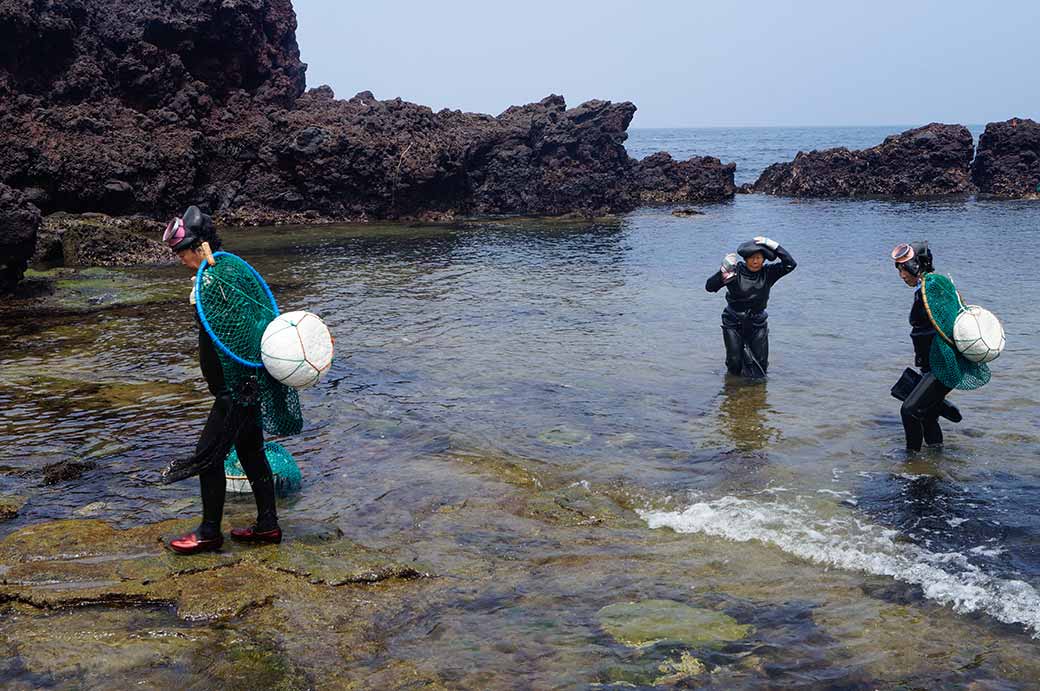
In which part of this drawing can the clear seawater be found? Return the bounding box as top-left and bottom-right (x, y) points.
(2, 127), (1039, 687)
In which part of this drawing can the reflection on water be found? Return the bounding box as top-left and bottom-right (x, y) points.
(716, 378), (780, 452)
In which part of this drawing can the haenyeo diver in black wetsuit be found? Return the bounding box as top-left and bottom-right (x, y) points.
(162, 207), (282, 554)
(889, 241), (962, 453)
(705, 236), (796, 378)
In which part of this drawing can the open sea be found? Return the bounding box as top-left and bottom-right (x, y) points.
(627, 124), (989, 185)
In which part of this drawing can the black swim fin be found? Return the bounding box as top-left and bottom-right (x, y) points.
(161, 378), (262, 484)
(890, 368), (962, 423)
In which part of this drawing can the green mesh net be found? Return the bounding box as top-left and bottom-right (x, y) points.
(921, 273), (991, 390)
(224, 441), (302, 497)
(196, 252), (303, 436)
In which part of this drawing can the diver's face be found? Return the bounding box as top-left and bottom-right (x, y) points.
(897, 265), (919, 287)
(176, 247), (204, 270)
(745, 253), (764, 272)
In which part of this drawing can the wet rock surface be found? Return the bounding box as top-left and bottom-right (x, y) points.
(2, 455), (1040, 687)
(972, 118), (1040, 198)
(0, 496), (25, 520)
(753, 123), (976, 197)
(597, 598), (753, 648)
(41, 460), (98, 485)
(33, 213), (173, 268)
(671, 207), (705, 217)
(0, 517), (428, 613)
(0, 184), (42, 294)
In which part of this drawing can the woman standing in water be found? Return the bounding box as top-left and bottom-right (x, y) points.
(705, 236), (796, 378)
(162, 206), (283, 554)
(890, 241), (961, 452)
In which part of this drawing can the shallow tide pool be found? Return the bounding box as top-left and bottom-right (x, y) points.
(2, 195), (1039, 687)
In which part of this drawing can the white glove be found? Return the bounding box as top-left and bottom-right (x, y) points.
(720, 252), (739, 281)
(754, 236), (779, 250)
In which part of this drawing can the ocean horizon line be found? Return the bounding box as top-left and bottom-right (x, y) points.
(629, 122), (989, 132)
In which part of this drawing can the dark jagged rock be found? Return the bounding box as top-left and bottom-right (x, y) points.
(42, 459), (98, 485)
(632, 152), (735, 204)
(0, 184), (42, 293)
(0, 0), (305, 109)
(972, 118), (1040, 199)
(0, 0), (736, 291)
(753, 124), (975, 197)
(467, 96), (639, 216)
(0, 0), (304, 216)
(201, 91), (642, 221)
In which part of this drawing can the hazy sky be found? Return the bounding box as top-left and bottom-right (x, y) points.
(294, 0), (1040, 128)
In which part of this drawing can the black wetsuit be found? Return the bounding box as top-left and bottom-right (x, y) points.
(196, 322), (278, 539)
(705, 245), (796, 377)
(899, 284), (953, 451)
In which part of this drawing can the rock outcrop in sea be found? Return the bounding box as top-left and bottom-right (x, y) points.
(753, 124), (976, 197)
(631, 153), (736, 204)
(972, 118), (1040, 199)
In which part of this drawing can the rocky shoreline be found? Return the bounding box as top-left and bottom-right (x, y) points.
(752, 119), (1040, 198)
(2, 0), (1039, 294)
(0, 0), (737, 293)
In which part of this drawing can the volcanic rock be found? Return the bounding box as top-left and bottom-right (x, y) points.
(972, 118), (1040, 199)
(632, 152), (735, 204)
(0, 184), (42, 293)
(201, 91), (642, 221)
(671, 208), (705, 217)
(753, 124), (975, 197)
(0, 0), (304, 216)
(0, 0), (305, 109)
(0, 0), (738, 293)
(42, 459), (98, 485)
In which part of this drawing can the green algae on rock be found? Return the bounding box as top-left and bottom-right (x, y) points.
(0, 606), (311, 689)
(0, 496), (26, 520)
(5, 266), (186, 315)
(0, 518), (429, 618)
(655, 650), (708, 685)
(517, 483), (641, 529)
(597, 599), (752, 649)
(36, 213), (173, 267)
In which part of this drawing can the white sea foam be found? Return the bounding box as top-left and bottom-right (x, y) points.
(816, 489), (854, 499)
(640, 495), (1040, 637)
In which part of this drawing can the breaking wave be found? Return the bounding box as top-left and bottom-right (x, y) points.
(641, 495), (1040, 636)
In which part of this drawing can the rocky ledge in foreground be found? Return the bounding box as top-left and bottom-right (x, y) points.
(753, 123), (975, 197)
(972, 118), (1040, 199)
